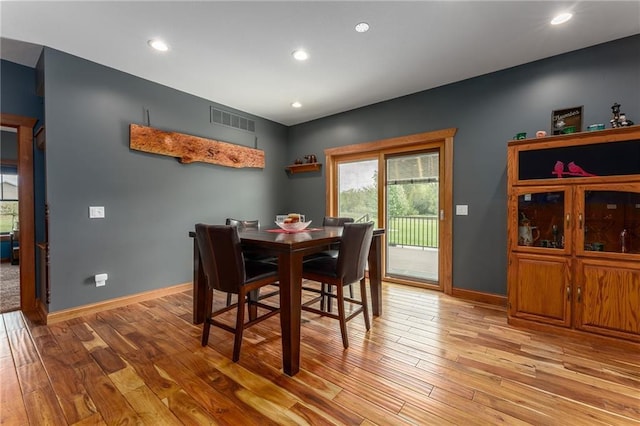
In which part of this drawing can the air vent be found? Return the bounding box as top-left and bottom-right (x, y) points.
(211, 107), (255, 133)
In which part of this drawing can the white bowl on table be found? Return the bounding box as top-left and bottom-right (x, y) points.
(275, 220), (312, 231)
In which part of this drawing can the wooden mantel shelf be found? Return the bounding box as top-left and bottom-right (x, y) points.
(285, 163), (322, 174)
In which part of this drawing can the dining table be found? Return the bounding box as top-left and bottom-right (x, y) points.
(189, 225), (385, 376)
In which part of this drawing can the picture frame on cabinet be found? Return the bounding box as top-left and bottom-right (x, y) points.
(551, 106), (583, 135)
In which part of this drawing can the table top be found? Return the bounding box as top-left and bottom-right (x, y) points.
(190, 226), (383, 253)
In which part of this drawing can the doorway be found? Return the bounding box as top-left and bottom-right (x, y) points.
(326, 128), (455, 293)
(0, 114), (37, 313)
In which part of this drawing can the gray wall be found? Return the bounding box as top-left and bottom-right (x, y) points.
(42, 48), (289, 311)
(1, 130), (17, 160)
(287, 34), (640, 295)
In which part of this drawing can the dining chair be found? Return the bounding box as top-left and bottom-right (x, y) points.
(303, 216), (355, 310)
(195, 224), (280, 362)
(301, 222), (374, 349)
(225, 218), (279, 306)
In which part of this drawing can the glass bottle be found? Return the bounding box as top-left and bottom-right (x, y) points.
(620, 229), (629, 253)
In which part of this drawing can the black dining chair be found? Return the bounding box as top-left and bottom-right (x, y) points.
(225, 218), (279, 306)
(303, 216), (355, 310)
(195, 224), (280, 362)
(301, 222), (374, 349)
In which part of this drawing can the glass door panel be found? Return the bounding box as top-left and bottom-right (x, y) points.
(516, 189), (568, 251)
(336, 159), (378, 226)
(386, 151), (439, 282)
(579, 186), (640, 254)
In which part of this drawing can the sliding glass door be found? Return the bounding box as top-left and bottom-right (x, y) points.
(326, 128), (454, 292)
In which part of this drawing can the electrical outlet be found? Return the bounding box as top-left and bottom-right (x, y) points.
(89, 206), (105, 218)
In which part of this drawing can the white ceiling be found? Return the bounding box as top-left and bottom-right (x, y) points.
(1, 1), (639, 126)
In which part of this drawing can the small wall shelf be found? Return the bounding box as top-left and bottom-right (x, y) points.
(285, 163), (322, 174)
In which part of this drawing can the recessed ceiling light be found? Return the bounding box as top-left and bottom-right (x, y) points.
(355, 22), (370, 33)
(148, 39), (169, 51)
(551, 12), (573, 25)
(291, 101), (302, 108)
(292, 49), (309, 61)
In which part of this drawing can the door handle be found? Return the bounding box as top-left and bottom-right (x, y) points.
(566, 213), (570, 227)
(578, 213), (583, 230)
(567, 286), (571, 301)
(577, 287), (582, 302)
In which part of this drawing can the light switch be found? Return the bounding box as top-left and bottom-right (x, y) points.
(456, 205), (468, 216)
(89, 206), (105, 219)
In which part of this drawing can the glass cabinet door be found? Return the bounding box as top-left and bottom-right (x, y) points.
(513, 187), (571, 253)
(576, 184), (640, 255)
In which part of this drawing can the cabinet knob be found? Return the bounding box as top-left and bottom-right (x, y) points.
(578, 213), (583, 230)
(566, 213), (570, 227)
(577, 287), (582, 302)
(567, 286), (571, 301)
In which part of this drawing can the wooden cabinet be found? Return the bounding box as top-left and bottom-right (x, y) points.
(507, 126), (640, 344)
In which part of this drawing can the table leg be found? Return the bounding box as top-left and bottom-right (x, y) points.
(368, 235), (382, 317)
(193, 237), (206, 324)
(278, 251), (302, 376)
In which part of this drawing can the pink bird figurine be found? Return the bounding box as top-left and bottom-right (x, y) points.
(552, 161), (565, 178)
(567, 161), (596, 177)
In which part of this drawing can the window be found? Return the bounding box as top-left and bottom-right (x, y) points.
(1, 170), (19, 233)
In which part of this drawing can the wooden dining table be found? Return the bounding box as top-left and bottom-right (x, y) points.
(190, 225), (384, 376)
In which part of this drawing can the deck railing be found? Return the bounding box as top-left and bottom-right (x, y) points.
(387, 215), (439, 248)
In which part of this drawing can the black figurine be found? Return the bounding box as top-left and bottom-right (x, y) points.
(610, 103), (621, 128)
(610, 102), (634, 128)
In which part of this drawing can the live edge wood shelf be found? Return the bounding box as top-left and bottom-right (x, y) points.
(285, 163), (322, 174)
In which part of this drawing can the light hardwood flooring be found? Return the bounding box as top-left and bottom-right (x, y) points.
(2, 282), (639, 425)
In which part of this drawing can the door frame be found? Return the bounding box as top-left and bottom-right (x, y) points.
(325, 128), (456, 294)
(1, 114), (37, 313)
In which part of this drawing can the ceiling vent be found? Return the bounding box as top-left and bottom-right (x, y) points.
(211, 107), (255, 133)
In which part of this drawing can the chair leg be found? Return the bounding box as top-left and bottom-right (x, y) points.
(226, 293), (233, 306)
(336, 284), (349, 349)
(320, 283), (327, 311)
(359, 278), (371, 331)
(201, 288), (214, 346)
(232, 289), (247, 362)
(349, 283), (354, 299)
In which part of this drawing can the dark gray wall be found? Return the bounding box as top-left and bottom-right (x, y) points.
(1, 130), (17, 160)
(42, 48), (289, 311)
(287, 35), (640, 295)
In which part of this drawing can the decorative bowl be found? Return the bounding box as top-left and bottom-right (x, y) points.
(275, 220), (312, 231)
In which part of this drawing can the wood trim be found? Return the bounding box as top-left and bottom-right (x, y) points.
(441, 133), (454, 295)
(46, 282), (192, 324)
(1, 114), (37, 314)
(451, 287), (507, 306)
(325, 128), (457, 156)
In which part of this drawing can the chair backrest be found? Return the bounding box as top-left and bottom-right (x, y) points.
(225, 218), (260, 229)
(336, 222), (374, 284)
(323, 216), (354, 227)
(195, 224), (246, 294)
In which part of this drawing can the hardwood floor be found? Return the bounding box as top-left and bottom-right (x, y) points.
(2, 282), (639, 425)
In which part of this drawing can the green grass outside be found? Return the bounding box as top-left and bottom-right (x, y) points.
(0, 215), (17, 233)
